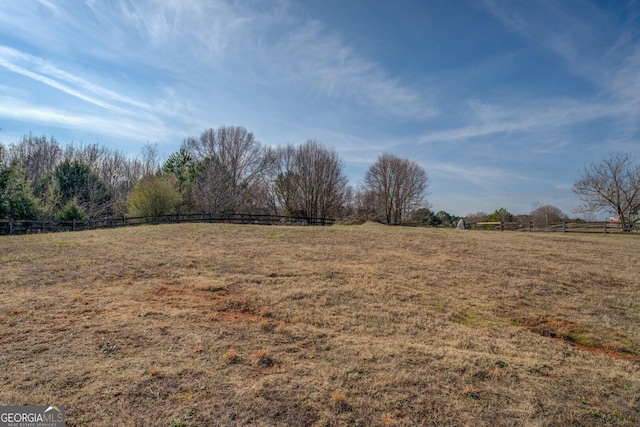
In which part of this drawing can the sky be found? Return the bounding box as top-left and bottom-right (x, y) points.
(0, 0), (639, 217)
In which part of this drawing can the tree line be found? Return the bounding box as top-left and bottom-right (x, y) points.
(1, 130), (638, 230)
(0, 127), (429, 225)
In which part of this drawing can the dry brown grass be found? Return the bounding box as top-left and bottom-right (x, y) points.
(0, 223), (639, 426)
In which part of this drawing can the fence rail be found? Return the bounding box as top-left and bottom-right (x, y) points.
(468, 220), (637, 235)
(0, 213), (334, 236)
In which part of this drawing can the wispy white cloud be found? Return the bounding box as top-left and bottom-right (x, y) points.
(34, 0), (61, 16)
(35, 63), (153, 111)
(554, 183), (572, 191)
(274, 20), (436, 120)
(0, 46), (123, 112)
(480, 0), (640, 146)
(481, 0), (606, 73)
(431, 162), (509, 190)
(419, 96), (628, 146)
(0, 42), (204, 147)
(92, 1), (434, 120)
(0, 95), (180, 146)
(608, 46), (640, 141)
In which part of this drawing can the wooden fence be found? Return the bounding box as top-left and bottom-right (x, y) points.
(469, 220), (637, 235)
(0, 213), (334, 236)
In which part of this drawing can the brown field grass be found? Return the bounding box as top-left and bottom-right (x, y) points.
(0, 223), (639, 426)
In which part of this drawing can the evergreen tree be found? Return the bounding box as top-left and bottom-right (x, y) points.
(487, 207), (513, 222)
(50, 160), (113, 218)
(0, 161), (40, 219)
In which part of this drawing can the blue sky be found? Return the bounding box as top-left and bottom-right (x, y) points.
(0, 0), (639, 217)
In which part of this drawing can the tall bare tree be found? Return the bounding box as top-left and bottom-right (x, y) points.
(363, 153), (429, 224)
(192, 155), (235, 214)
(140, 143), (161, 178)
(294, 140), (350, 223)
(183, 126), (270, 212)
(272, 145), (300, 216)
(573, 153), (640, 232)
(100, 150), (144, 216)
(271, 141), (349, 223)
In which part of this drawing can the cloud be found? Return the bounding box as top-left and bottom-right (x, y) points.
(481, 0), (603, 70)
(35, 0), (61, 16)
(0, 43), (202, 147)
(431, 162), (509, 190)
(419, 98), (623, 145)
(608, 46), (640, 140)
(0, 96), (176, 145)
(0, 47), (122, 112)
(481, 0), (640, 144)
(93, 1), (435, 120)
(275, 20), (436, 120)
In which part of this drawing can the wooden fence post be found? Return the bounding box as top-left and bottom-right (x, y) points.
(72, 219), (76, 232)
(9, 218), (14, 235)
(529, 221), (533, 232)
(563, 221), (567, 233)
(500, 221), (504, 231)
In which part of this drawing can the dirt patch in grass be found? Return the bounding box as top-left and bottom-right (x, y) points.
(516, 313), (640, 362)
(0, 224), (639, 425)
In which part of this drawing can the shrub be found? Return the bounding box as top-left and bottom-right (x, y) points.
(55, 200), (87, 221)
(126, 175), (181, 218)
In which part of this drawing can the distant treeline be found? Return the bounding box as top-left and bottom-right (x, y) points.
(0, 127), (431, 225)
(8, 127), (627, 230)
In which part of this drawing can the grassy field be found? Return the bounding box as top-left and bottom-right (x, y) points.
(0, 223), (638, 426)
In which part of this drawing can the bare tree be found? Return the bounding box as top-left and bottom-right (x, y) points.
(192, 155), (235, 214)
(249, 147), (280, 215)
(272, 145), (300, 216)
(184, 126), (270, 212)
(294, 140), (349, 223)
(140, 143), (161, 178)
(464, 211), (489, 226)
(572, 153), (640, 232)
(100, 150), (143, 216)
(270, 141), (349, 223)
(348, 188), (376, 222)
(530, 204), (567, 227)
(363, 153), (429, 224)
(62, 142), (107, 168)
